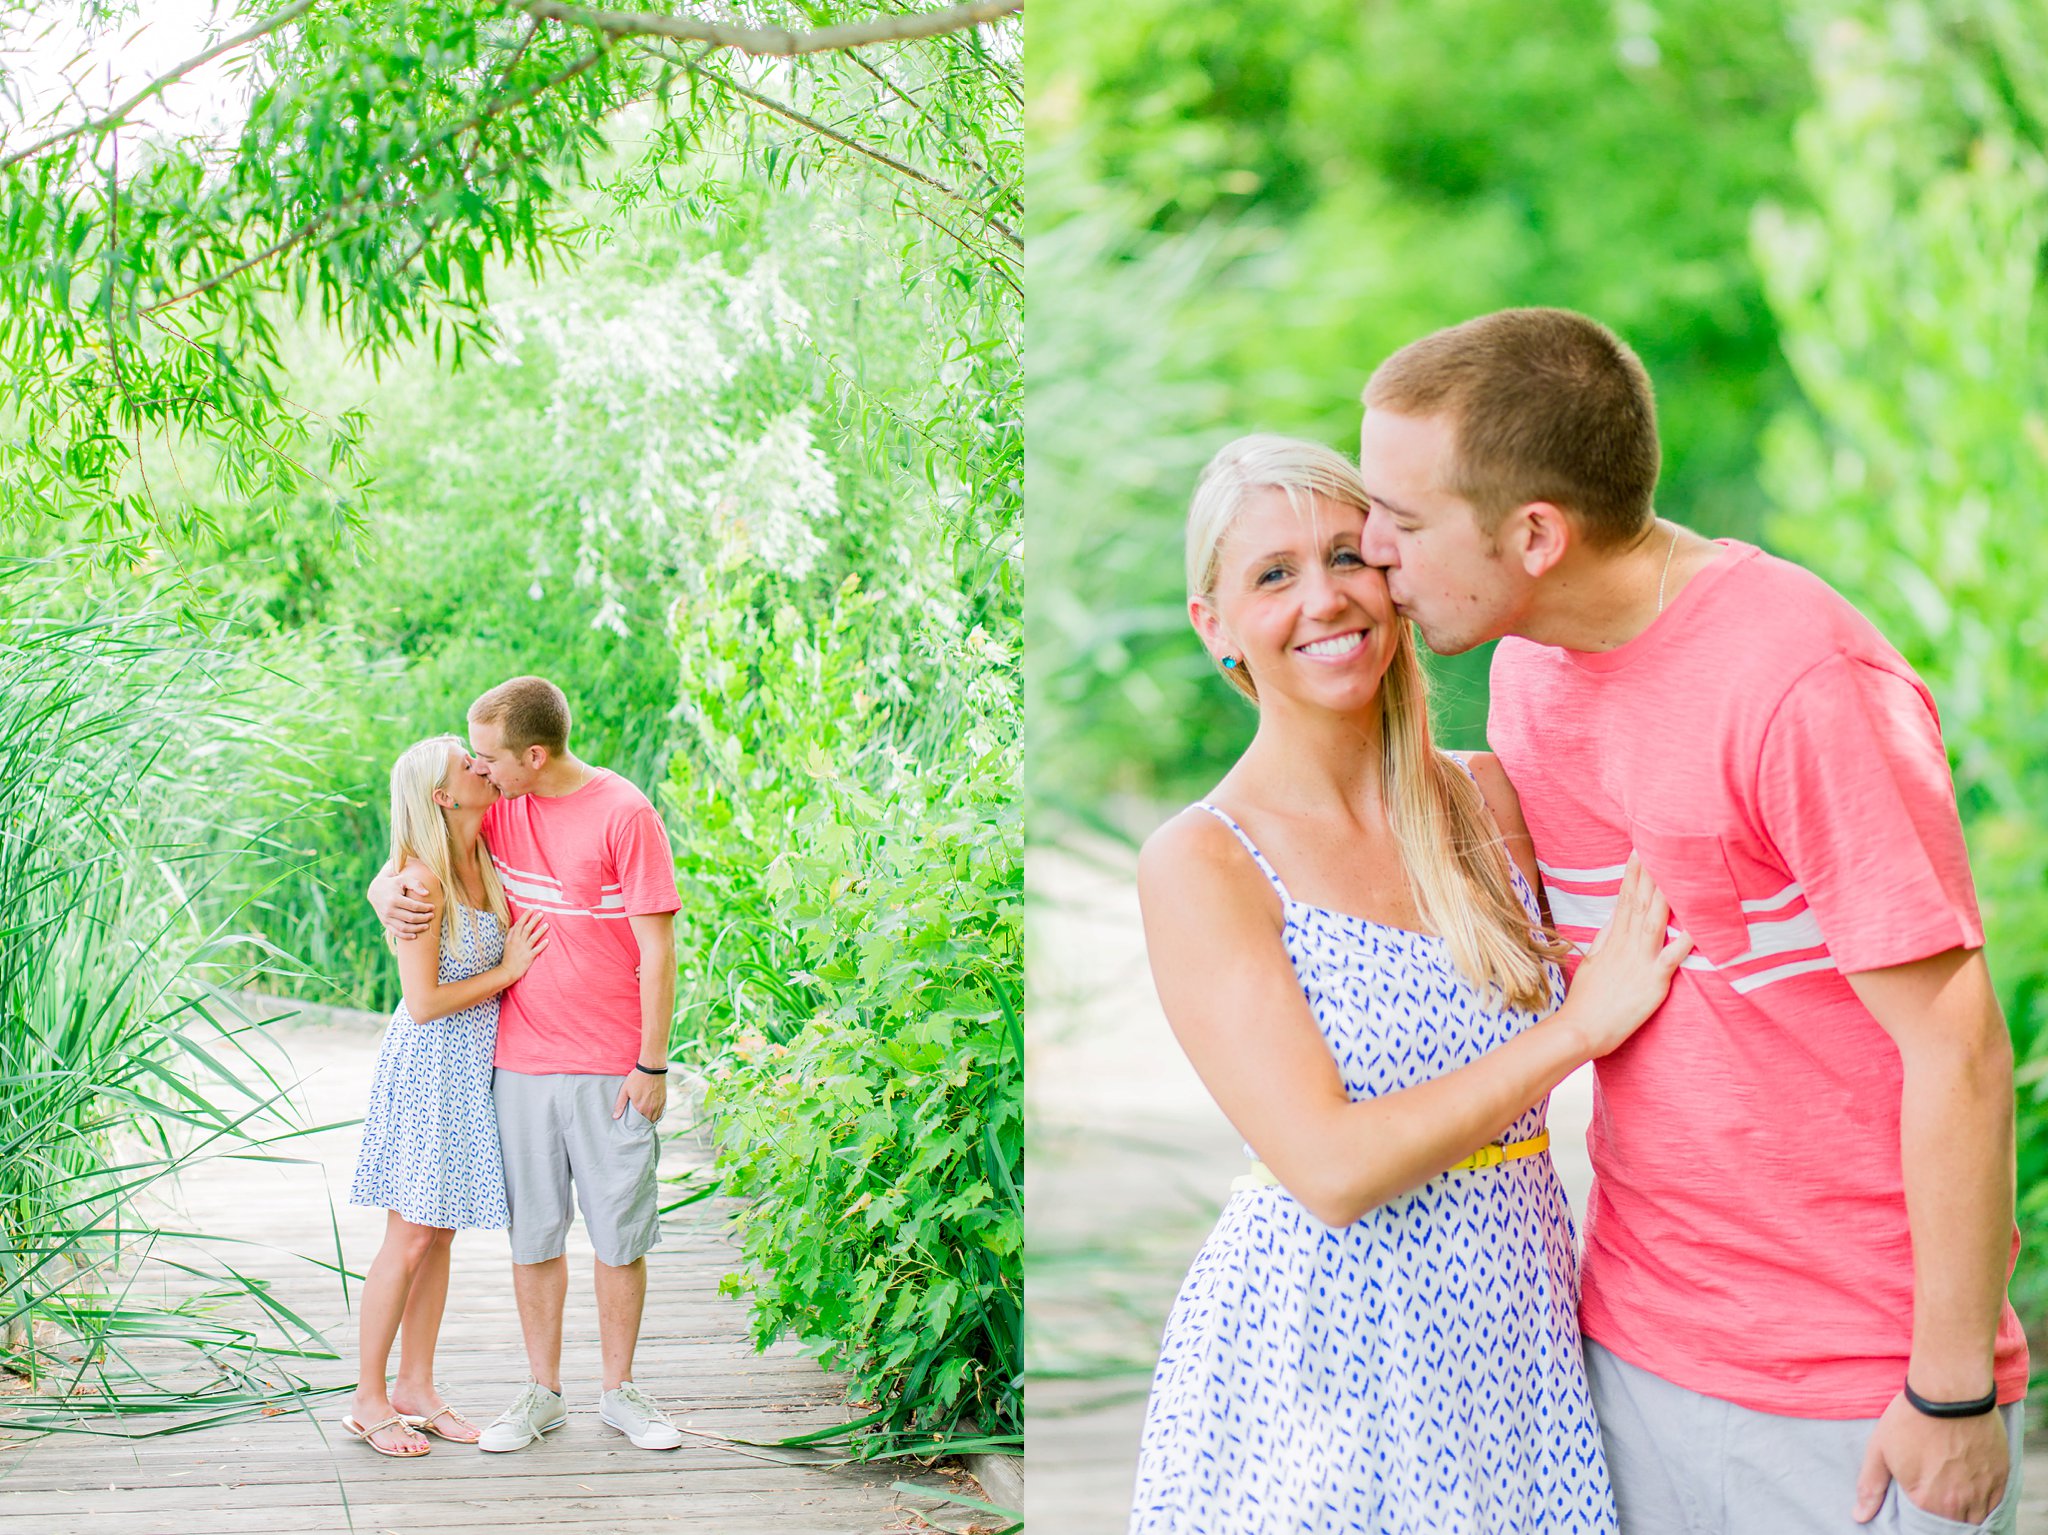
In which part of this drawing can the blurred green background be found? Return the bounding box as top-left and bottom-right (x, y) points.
(1027, 0), (2048, 1335)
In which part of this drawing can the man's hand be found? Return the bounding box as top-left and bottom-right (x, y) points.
(1854, 1393), (2007, 1524)
(613, 1067), (667, 1125)
(369, 866), (437, 942)
(1843, 949), (2014, 1526)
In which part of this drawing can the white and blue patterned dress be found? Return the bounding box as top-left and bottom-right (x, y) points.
(348, 902), (510, 1230)
(1129, 801), (1614, 1535)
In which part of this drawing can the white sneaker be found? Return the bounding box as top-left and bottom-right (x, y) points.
(477, 1381), (567, 1452)
(598, 1382), (683, 1450)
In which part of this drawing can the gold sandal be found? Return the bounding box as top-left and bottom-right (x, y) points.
(342, 1413), (431, 1458)
(401, 1404), (482, 1444)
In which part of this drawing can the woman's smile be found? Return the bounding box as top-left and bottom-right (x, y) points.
(1296, 629), (1370, 660)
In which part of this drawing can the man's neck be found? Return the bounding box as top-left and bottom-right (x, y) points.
(1516, 519), (1714, 653)
(530, 754), (599, 797)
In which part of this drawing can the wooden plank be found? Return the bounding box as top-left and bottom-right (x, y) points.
(0, 1472), (957, 1517)
(0, 1501), (945, 1535)
(0, 1446), (927, 1493)
(0, 1010), (979, 1532)
(7, 1517), (936, 1535)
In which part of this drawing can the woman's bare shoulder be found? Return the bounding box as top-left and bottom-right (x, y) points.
(1455, 751), (1542, 890)
(1137, 804), (1274, 913)
(1455, 752), (1529, 834)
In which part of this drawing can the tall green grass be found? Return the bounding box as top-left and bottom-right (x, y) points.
(0, 567), (343, 1431)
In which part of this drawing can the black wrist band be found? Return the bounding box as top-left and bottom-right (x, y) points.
(633, 1063), (668, 1076)
(1902, 1378), (1999, 1418)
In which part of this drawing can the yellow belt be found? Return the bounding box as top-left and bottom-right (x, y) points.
(1229, 1131), (1550, 1194)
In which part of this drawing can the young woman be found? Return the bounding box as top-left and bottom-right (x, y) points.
(1128, 437), (1692, 1533)
(342, 735), (548, 1458)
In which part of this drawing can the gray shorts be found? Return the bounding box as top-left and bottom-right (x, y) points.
(1587, 1339), (2022, 1535)
(493, 1069), (662, 1267)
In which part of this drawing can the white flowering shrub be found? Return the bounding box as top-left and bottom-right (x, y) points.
(494, 251), (840, 616)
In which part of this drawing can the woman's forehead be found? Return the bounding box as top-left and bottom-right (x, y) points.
(1222, 487), (1365, 551)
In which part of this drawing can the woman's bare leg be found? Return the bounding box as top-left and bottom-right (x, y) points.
(352, 1211), (439, 1453)
(390, 1229), (478, 1440)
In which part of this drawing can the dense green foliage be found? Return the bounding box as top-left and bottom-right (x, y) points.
(1029, 0), (1813, 821)
(1, 0), (1018, 1451)
(676, 562), (1021, 1445)
(657, 67), (1022, 1449)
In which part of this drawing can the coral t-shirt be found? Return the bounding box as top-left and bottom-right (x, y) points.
(481, 769), (680, 1075)
(1488, 540), (2025, 1417)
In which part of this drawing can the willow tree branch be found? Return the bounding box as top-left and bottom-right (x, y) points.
(520, 0), (1020, 58)
(140, 47), (607, 315)
(384, 16), (550, 278)
(493, 17), (551, 93)
(0, 0), (321, 171)
(845, 51), (991, 184)
(690, 61), (1017, 246)
(904, 196), (1019, 295)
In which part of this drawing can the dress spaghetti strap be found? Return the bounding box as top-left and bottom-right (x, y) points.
(1191, 802), (1293, 906)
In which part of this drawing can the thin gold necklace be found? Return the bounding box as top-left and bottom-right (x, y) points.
(1655, 526), (1680, 615)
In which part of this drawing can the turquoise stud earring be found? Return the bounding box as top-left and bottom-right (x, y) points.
(1221, 656), (1240, 670)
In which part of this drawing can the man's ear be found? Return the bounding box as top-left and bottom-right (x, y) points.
(1500, 501), (1572, 579)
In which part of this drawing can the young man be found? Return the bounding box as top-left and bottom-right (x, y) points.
(373, 676), (683, 1453)
(1354, 309), (2025, 1532)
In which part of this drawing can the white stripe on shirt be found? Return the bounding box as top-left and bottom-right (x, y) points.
(1546, 882), (1834, 990)
(1538, 859), (1631, 884)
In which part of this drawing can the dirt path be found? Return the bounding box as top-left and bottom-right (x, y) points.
(0, 1005), (981, 1534)
(1026, 839), (2048, 1533)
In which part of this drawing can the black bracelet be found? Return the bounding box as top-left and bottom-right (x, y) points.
(1902, 1378), (1999, 1419)
(633, 1063), (668, 1076)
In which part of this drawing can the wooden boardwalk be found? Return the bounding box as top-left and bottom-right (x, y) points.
(0, 1007), (984, 1534)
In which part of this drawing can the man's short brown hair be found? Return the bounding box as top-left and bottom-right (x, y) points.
(469, 675), (571, 755)
(1363, 308), (1660, 546)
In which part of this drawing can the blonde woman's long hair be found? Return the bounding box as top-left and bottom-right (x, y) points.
(1188, 434), (1566, 1011)
(388, 735), (512, 953)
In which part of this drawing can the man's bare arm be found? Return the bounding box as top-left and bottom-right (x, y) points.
(1848, 947), (2014, 1525)
(368, 863), (437, 940)
(612, 911), (677, 1124)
